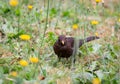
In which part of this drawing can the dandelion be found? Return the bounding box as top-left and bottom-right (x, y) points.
(92, 78), (101, 84)
(10, 71), (17, 77)
(118, 18), (120, 22)
(91, 20), (99, 25)
(9, 0), (18, 7)
(28, 5), (33, 10)
(95, 32), (99, 37)
(30, 57), (39, 63)
(19, 34), (30, 41)
(19, 60), (28, 67)
(40, 9), (43, 13)
(96, 0), (101, 3)
(72, 24), (78, 30)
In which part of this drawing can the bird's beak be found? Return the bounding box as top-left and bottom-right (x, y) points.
(61, 40), (64, 45)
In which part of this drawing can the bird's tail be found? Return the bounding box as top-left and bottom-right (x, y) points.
(79, 36), (99, 47)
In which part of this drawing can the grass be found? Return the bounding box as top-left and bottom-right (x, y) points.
(0, 0), (120, 84)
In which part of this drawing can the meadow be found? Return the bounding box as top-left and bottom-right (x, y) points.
(0, 0), (120, 84)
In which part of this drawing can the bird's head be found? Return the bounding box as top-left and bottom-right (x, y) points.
(58, 35), (66, 46)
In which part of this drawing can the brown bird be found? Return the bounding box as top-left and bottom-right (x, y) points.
(53, 35), (99, 60)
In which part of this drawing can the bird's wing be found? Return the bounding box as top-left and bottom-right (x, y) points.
(79, 36), (99, 47)
(53, 42), (60, 55)
(66, 37), (74, 47)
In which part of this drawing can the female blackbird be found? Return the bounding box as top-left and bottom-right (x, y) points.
(53, 35), (99, 60)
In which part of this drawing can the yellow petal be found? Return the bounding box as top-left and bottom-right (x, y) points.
(30, 57), (39, 63)
(91, 20), (99, 25)
(96, 0), (101, 3)
(19, 34), (30, 41)
(95, 32), (99, 37)
(10, 71), (17, 77)
(118, 19), (120, 22)
(28, 5), (33, 10)
(19, 60), (28, 67)
(72, 24), (78, 30)
(9, 0), (18, 7)
(92, 78), (101, 84)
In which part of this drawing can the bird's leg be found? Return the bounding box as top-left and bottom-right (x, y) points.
(73, 58), (76, 64)
(58, 56), (61, 62)
(78, 52), (81, 57)
(65, 58), (69, 64)
(66, 58), (69, 61)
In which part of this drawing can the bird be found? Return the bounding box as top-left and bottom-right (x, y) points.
(53, 35), (99, 61)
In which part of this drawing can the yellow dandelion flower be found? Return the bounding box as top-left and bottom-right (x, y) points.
(96, 0), (101, 3)
(95, 32), (99, 37)
(40, 9), (43, 13)
(91, 20), (99, 25)
(9, 0), (18, 7)
(10, 71), (17, 77)
(72, 24), (78, 30)
(28, 5), (33, 10)
(118, 18), (120, 22)
(19, 34), (30, 41)
(30, 57), (39, 63)
(19, 60), (28, 67)
(92, 78), (101, 84)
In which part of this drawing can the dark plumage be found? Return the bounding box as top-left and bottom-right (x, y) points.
(53, 35), (99, 60)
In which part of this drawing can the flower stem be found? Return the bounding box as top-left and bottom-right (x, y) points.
(40, 0), (50, 47)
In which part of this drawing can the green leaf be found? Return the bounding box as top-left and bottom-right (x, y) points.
(35, 12), (40, 18)
(0, 67), (4, 78)
(50, 8), (57, 17)
(3, 65), (9, 74)
(42, 69), (47, 77)
(25, 71), (33, 80)
(46, 32), (57, 45)
(15, 9), (21, 16)
(62, 11), (70, 17)
(3, 8), (11, 14)
(7, 30), (25, 39)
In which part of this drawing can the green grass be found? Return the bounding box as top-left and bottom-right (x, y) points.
(0, 0), (120, 84)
